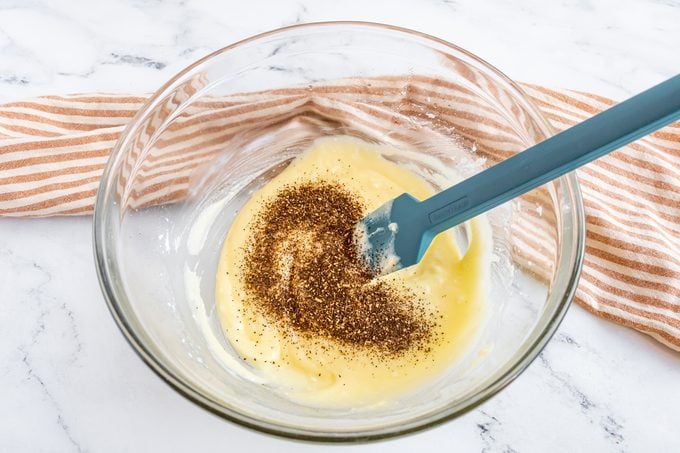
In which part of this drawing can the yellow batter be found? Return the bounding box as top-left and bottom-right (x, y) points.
(215, 136), (491, 407)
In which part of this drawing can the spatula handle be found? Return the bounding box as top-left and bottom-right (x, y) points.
(421, 74), (680, 237)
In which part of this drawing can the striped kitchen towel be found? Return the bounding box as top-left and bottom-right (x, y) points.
(0, 78), (678, 350)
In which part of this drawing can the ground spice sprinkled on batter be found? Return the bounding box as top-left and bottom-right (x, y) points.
(240, 180), (435, 355)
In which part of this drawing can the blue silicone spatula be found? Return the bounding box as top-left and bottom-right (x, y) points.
(355, 74), (680, 275)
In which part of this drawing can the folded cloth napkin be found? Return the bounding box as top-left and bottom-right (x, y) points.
(0, 80), (678, 350)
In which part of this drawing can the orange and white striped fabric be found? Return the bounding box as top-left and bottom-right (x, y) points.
(0, 79), (678, 350)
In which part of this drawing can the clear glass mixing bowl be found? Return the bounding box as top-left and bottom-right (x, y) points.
(93, 22), (584, 441)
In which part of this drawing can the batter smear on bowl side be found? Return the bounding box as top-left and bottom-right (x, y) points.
(215, 136), (492, 406)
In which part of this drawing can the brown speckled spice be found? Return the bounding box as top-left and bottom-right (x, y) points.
(240, 180), (435, 356)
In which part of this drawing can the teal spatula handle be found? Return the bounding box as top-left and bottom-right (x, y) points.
(421, 74), (680, 237)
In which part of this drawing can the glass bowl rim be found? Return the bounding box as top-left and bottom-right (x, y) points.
(93, 20), (585, 442)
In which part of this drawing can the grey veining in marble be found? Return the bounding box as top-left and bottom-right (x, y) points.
(0, 1), (679, 452)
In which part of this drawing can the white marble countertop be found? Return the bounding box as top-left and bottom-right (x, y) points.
(1, 1), (679, 451)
